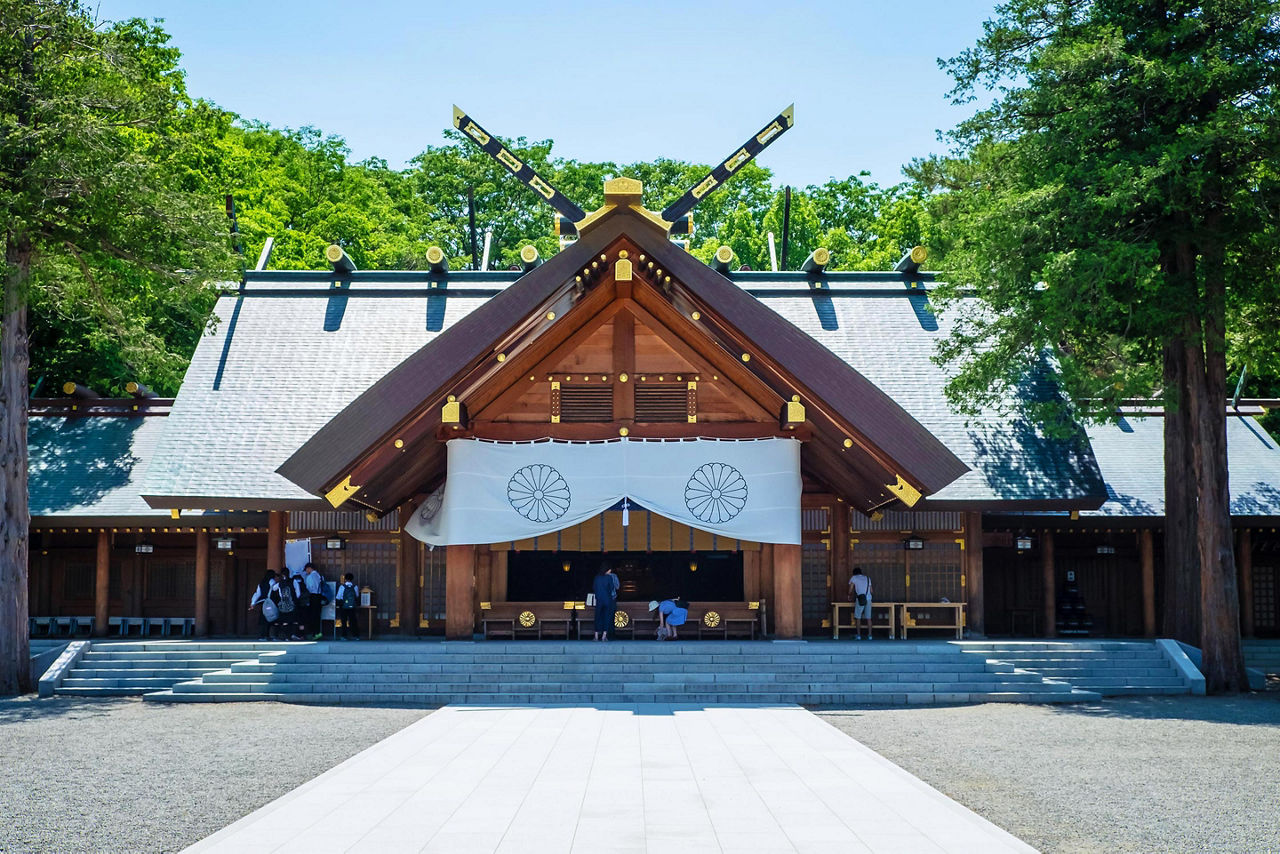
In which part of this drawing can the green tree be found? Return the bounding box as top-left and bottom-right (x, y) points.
(1, 2), (234, 693)
(915, 0), (1280, 691)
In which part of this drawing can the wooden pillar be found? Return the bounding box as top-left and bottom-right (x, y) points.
(267, 510), (285, 572)
(93, 530), (110, 637)
(965, 511), (985, 637)
(492, 550), (508, 602)
(831, 501), (851, 598)
(397, 507), (420, 635)
(1239, 528), (1255, 638)
(1042, 530), (1056, 638)
(445, 544), (476, 640)
(480, 547), (495, 601)
(1140, 528), (1156, 638)
(194, 529), (210, 637)
(773, 543), (803, 639)
(742, 549), (761, 601)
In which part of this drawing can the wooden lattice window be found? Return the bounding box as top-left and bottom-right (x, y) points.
(63, 562), (95, 600)
(146, 560), (195, 601)
(558, 386), (613, 422)
(635, 385), (693, 422)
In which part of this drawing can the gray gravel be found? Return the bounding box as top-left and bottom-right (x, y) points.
(818, 693), (1280, 854)
(0, 698), (432, 854)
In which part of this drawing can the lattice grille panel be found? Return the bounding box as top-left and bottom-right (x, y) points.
(422, 546), (447, 624)
(802, 543), (831, 627)
(908, 543), (963, 603)
(1256, 565), (1277, 631)
(635, 385), (690, 422)
(559, 386), (613, 421)
(63, 562), (94, 600)
(851, 543), (907, 601)
(146, 560), (195, 601)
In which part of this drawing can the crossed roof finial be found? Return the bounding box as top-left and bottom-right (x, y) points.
(451, 104), (794, 237)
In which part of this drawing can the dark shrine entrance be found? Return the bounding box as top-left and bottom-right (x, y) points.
(507, 551), (744, 603)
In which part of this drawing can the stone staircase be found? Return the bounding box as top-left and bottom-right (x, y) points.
(53, 641), (293, 697)
(956, 640), (1190, 696)
(1243, 639), (1280, 679)
(145, 640), (1102, 705)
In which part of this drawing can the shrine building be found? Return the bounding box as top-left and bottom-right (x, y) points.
(25, 108), (1280, 642)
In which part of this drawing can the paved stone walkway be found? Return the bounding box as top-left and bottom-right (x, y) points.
(185, 705), (1035, 853)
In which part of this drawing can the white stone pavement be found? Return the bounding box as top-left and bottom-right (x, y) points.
(185, 705), (1035, 854)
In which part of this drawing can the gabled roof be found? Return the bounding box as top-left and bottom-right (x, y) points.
(139, 216), (1114, 515)
(278, 207), (971, 514)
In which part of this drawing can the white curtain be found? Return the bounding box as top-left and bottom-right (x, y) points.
(406, 437), (801, 546)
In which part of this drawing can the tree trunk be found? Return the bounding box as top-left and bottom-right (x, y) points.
(1, 233), (33, 695)
(1161, 337), (1200, 643)
(1184, 252), (1247, 693)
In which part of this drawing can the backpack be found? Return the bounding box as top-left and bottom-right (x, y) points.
(261, 596), (279, 622)
(295, 577), (312, 607)
(341, 583), (359, 609)
(277, 581), (296, 613)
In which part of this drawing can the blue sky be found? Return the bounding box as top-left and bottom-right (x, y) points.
(93, 0), (997, 188)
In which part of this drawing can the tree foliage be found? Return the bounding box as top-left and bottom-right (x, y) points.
(914, 0), (1280, 691)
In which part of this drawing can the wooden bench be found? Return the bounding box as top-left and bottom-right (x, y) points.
(690, 602), (761, 640)
(480, 604), (574, 640)
(898, 602), (966, 639)
(831, 602), (897, 639)
(574, 605), (655, 639)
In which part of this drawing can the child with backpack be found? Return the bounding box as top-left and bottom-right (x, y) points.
(274, 570), (301, 641)
(336, 573), (361, 641)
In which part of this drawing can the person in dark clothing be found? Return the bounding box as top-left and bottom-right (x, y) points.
(335, 573), (361, 640)
(592, 565), (618, 641)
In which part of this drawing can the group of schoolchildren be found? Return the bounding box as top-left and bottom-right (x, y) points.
(249, 563), (363, 641)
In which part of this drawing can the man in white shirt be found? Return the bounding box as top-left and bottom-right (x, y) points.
(847, 567), (873, 640)
(302, 563), (325, 640)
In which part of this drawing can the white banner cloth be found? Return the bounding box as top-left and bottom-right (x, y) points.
(406, 437), (801, 546)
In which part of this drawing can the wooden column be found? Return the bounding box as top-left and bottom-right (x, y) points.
(831, 501), (851, 599)
(476, 547), (493, 605)
(397, 507), (420, 635)
(1140, 528), (1156, 638)
(194, 529), (210, 637)
(742, 549), (761, 601)
(773, 543), (803, 639)
(965, 511), (985, 637)
(1042, 530), (1056, 638)
(267, 510), (285, 572)
(1239, 528), (1255, 638)
(445, 544), (477, 640)
(93, 530), (110, 637)
(492, 550), (508, 602)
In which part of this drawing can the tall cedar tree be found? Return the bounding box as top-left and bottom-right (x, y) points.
(0, 2), (232, 694)
(914, 0), (1280, 691)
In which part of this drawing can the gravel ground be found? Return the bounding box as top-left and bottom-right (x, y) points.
(818, 692), (1280, 854)
(4, 694), (1278, 854)
(0, 698), (432, 854)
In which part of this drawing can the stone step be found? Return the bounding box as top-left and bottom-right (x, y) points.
(224, 660), (1012, 676)
(146, 687), (1097, 705)
(61, 677), (188, 689)
(76, 657), (261, 669)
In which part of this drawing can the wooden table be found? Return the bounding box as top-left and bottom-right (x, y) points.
(831, 601), (897, 639)
(897, 602), (966, 639)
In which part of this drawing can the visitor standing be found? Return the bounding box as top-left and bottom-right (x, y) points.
(248, 571), (277, 640)
(302, 563), (326, 640)
(848, 567), (873, 639)
(275, 570), (300, 640)
(592, 565), (617, 641)
(336, 573), (361, 641)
